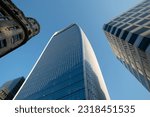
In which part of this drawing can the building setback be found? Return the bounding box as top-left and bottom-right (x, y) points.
(0, 77), (25, 100)
(103, 0), (150, 91)
(14, 24), (110, 100)
(0, 0), (40, 57)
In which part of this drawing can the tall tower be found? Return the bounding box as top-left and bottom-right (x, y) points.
(14, 24), (110, 100)
(103, 0), (150, 91)
(0, 0), (40, 57)
(0, 77), (25, 100)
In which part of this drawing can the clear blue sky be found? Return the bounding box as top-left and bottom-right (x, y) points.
(0, 0), (149, 99)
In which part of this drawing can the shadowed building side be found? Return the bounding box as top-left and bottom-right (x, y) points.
(0, 77), (25, 100)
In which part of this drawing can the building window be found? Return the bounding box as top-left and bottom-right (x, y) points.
(138, 37), (150, 51)
(11, 34), (22, 44)
(0, 17), (5, 21)
(115, 28), (121, 37)
(0, 16), (8, 21)
(126, 25), (138, 32)
(121, 30), (129, 40)
(129, 18), (140, 24)
(114, 23), (123, 27)
(111, 27), (117, 34)
(137, 19), (150, 25)
(0, 39), (7, 48)
(134, 27), (149, 34)
(107, 25), (112, 32)
(139, 13), (149, 18)
(141, 7), (150, 12)
(132, 13), (141, 17)
(107, 21), (116, 26)
(35, 28), (38, 32)
(104, 24), (108, 31)
(119, 24), (129, 29)
(117, 18), (125, 21)
(128, 33), (138, 44)
(0, 11), (8, 20)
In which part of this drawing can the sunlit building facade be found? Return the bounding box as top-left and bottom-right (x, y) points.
(14, 24), (110, 100)
(0, 0), (40, 57)
(0, 77), (25, 100)
(103, 0), (150, 91)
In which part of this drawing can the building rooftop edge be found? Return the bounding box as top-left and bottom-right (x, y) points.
(53, 23), (80, 36)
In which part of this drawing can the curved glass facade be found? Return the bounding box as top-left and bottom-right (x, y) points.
(14, 24), (110, 100)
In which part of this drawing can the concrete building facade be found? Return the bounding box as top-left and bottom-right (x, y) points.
(103, 0), (150, 91)
(0, 0), (40, 57)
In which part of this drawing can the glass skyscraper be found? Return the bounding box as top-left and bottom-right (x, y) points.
(103, 0), (150, 91)
(14, 24), (110, 100)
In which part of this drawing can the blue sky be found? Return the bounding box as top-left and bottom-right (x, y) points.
(0, 0), (150, 99)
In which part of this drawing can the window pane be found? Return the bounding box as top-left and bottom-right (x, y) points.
(115, 28), (121, 37)
(138, 37), (150, 51)
(119, 24), (129, 29)
(132, 13), (141, 17)
(121, 30), (129, 40)
(2, 39), (7, 47)
(134, 27), (149, 34)
(129, 18), (140, 23)
(126, 25), (138, 31)
(128, 33), (138, 44)
(139, 13), (149, 18)
(0, 39), (7, 48)
(137, 19), (150, 25)
(111, 27), (117, 34)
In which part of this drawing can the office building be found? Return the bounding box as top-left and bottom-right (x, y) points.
(0, 77), (25, 100)
(0, 0), (40, 57)
(14, 24), (110, 100)
(103, 0), (150, 91)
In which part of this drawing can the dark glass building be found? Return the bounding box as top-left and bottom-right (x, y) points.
(14, 24), (110, 100)
(0, 77), (25, 100)
(0, 0), (40, 57)
(103, 0), (150, 91)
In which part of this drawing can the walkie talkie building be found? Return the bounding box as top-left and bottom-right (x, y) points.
(14, 24), (110, 100)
